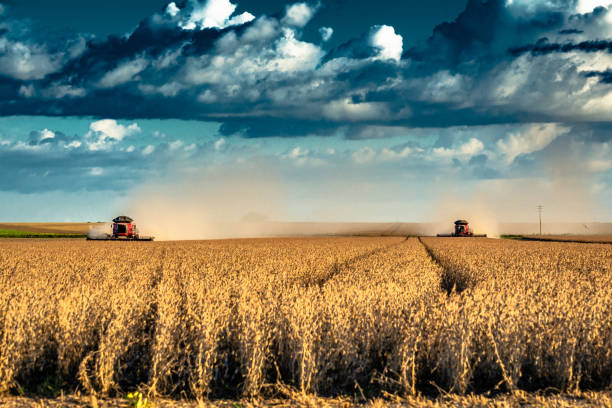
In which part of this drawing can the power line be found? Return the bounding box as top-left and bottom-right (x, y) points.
(537, 205), (543, 235)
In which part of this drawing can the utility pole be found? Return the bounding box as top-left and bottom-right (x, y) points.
(537, 205), (543, 235)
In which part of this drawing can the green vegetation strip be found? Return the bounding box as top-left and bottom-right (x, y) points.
(521, 236), (612, 244)
(0, 229), (86, 238)
(500, 235), (525, 240)
(501, 235), (612, 244)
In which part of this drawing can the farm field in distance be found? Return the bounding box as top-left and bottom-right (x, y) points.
(3, 222), (612, 239)
(524, 235), (612, 244)
(0, 223), (100, 238)
(0, 236), (611, 407)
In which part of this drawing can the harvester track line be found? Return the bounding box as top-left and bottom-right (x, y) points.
(314, 239), (407, 288)
(417, 236), (472, 296)
(417, 236), (444, 270)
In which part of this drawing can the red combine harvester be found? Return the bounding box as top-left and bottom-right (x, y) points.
(437, 220), (487, 237)
(87, 216), (154, 241)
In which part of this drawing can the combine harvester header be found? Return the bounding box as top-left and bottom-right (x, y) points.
(437, 220), (487, 237)
(87, 216), (154, 241)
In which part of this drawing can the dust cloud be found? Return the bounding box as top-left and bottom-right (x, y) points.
(87, 223), (111, 239)
(126, 166), (288, 240)
(428, 167), (601, 237)
(126, 170), (607, 240)
(429, 198), (501, 237)
(428, 132), (611, 236)
(122, 139), (608, 240)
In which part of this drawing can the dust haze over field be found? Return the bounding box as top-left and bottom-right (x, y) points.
(86, 223), (112, 239)
(127, 166), (288, 240)
(427, 149), (603, 238)
(122, 157), (607, 240)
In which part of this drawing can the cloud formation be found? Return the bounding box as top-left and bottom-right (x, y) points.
(0, 0), (611, 216)
(174, 0), (255, 30)
(0, 0), (609, 132)
(319, 26), (333, 42)
(282, 2), (318, 27)
(497, 123), (570, 164)
(1, 0), (611, 130)
(368, 25), (403, 62)
(86, 119), (142, 150)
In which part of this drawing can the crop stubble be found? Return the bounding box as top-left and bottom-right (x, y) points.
(0, 236), (610, 401)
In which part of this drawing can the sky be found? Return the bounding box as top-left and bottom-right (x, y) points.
(0, 0), (612, 224)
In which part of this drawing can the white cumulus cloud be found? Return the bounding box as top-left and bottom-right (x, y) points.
(272, 28), (324, 72)
(497, 123), (570, 164)
(40, 129), (56, 141)
(352, 146), (377, 164)
(460, 138), (485, 156)
(227, 11), (257, 26)
(0, 39), (61, 80)
(179, 0), (255, 30)
(182, 24), (324, 94)
(97, 58), (148, 88)
(282, 3), (318, 27)
(576, 0), (611, 13)
(87, 119), (141, 150)
(142, 145), (156, 155)
(368, 25), (403, 62)
(64, 141), (82, 149)
(166, 2), (180, 17)
(215, 137), (226, 150)
(433, 138), (484, 159)
(319, 27), (333, 42)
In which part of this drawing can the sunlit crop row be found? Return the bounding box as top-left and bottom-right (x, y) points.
(0, 236), (610, 401)
(421, 237), (612, 393)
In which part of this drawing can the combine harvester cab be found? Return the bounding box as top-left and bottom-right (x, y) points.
(437, 220), (487, 237)
(88, 216), (154, 241)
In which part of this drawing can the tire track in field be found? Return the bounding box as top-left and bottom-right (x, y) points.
(417, 237), (474, 295)
(311, 237), (409, 288)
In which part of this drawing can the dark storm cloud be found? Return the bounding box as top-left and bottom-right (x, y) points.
(559, 28), (584, 34)
(218, 118), (340, 138)
(584, 69), (612, 83)
(403, 0), (566, 71)
(2, 0), (612, 134)
(404, 0), (508, 69)
(509, 39), (612, 56)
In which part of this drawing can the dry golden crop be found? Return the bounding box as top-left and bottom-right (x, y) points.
(420, 237), (612, 393)
(0, 236), (610, 404)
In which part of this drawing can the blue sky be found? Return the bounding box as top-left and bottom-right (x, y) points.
(0, 0), (611, 223)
